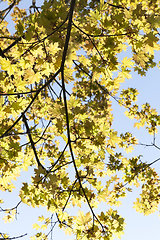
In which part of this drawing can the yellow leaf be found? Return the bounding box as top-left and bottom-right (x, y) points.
(49, 42), (60, 56)
(75, 211), (92, 226)
(134, 122), (142, 129)
(38, 215), (45, 222)
(0, 58), (17, 75)
(41, 224), (47, 230)
(32, 223), (40, 230)
(64, 227), (72, 236)
(30, 236), (36, 240)
(125, 145), (134, 153)
(24, 69), (42, 84)
(3, 214), (15, 223)
(121, 57), (134, 68)
(106, 147), (114, 155)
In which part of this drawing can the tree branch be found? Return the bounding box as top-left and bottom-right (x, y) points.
(22, 114), (45, 170)
(0, 233), (27, 240)
(60, 0), (105, 231)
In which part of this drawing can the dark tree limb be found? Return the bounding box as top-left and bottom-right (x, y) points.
(0, 47), (6, 58)
(3, 37), (22, 54)
(22, 114), (45, 170)
(60, 0), (105, 231)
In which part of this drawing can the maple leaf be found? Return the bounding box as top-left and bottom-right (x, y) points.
(0, 58), (17, 75)
(24, 69), (42, 84)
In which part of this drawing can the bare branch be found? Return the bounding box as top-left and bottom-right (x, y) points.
(0, 233), (27, 240)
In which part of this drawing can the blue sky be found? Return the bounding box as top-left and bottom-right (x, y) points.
(0, 0), (160, 239)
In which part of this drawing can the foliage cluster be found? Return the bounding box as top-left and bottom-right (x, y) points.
(1, 0), (160, 239)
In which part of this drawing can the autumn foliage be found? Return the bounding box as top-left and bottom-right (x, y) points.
(1, 0), (160, 239)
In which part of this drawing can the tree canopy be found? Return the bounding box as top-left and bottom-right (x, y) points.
(1, 0), (160, 239)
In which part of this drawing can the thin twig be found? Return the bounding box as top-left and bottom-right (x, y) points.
(0, 233), (27, 240)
